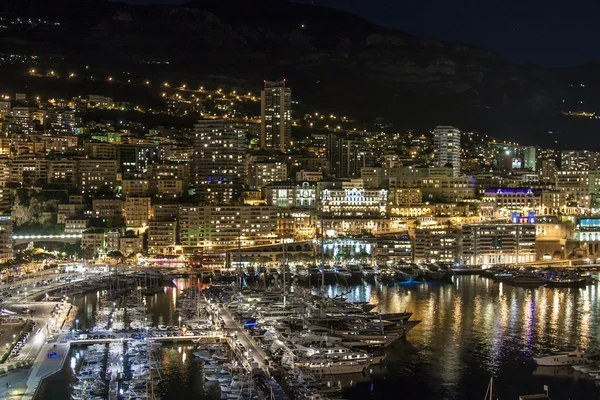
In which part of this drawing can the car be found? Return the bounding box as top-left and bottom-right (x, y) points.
(99, 335), (106, 339)
(92, 335), (99, 339)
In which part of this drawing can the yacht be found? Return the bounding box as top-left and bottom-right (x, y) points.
(291, 356), (370, 375)
(534, 351), (588, 366)
(509, 275), (546, 287)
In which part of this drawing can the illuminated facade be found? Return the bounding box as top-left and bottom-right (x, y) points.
(321, 187), (387, 217)
(265, 182), (317, 208)
(178, 205), (278, 252)
(148, 220), (177, 254)
(48, 160), (77, 185)
(420, 176), (476, 202)
(390, 188), (422, 206)
(555, 170), (600, 208)
(193, 119), (246, 204)
(122, 179), (150, 197)
(276, 211), (316, 240)
(461, 224), (536, 265)
(248, 162), (288, 189)
(560, 150), (600, 171)
(433, 126), (461, 177)
(124, 197), (152, 231)
(77, 159), (119, 195)
(413, 227), (460, 262)
(482, 188), (541, 216)
(0, 216), (13, 262)
(260, 80), (291, 152)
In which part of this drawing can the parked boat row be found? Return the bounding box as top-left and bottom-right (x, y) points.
(203, 280), (421, 399)
(483, 266), (597, 287)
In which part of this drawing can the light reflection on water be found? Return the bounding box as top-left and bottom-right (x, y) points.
(52, 276), (600, 400)
(323, 275), (600, 400)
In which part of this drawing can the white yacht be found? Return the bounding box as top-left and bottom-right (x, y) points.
(534, 351), (587, 366)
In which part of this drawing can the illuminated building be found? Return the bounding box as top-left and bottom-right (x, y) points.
(373, 234), (413, 260)
(64, 217), (88, 234)
(147, 162), (189, 185)
(121, 179), (150, 197)
(57, 203), (85, 224)
(555, 170), (600, 208)
(572, 218), (600, 256)
(296, 170), (323, 182)
(390, 188), (422, 206)
(0, 101), (10, 119)
(92, 199), (123, 218)
(81, 231), (104, 257)
(319, 181), (387, 217)
(326, 134), (364, 179)
(361, 167), (387, 188)
(260, 80), (291, 152)
(0, 216), (13, 262)
(433, 126), (461, 177)
(48, 160), (77, 185)
(413, 228), (460, 262)
(178, 205), (278, 253)
(420, 176), (476, 202)
(152, 203), (179, 221)
(117, 144), (168, 177)
(119, 235), (143, 256)
(264, 182), (317, 208)
(276, 210), (316, 240)
(152, 179), (183, 198)
(77, 159), (119, 195)
(9, 158), (48, 186)
(540, 190), (566, 214)
(248, 162), (288, 189)
(481, 188), (541, 216)
(84, 143), (117, 159)
(539, 159), (558, 183)
(560, 150), (600, 171)
(193, 119), (246, 204)
(148, 220), (177, 255)
(124, 197), (152, 231)
(462, 224), (536, 265)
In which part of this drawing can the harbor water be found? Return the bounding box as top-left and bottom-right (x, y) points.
(39, 275), (600, 399)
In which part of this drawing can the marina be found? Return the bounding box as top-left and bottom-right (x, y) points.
(23, 264), (600, 400)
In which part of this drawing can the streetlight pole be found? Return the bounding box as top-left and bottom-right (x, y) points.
(178, 316), (181, 329)
(75, 319), (79, 331)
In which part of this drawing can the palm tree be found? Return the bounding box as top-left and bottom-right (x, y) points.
(412, 220), (421, 229)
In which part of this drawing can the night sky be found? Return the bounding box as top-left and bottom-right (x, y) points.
(120, 0), (599, 67)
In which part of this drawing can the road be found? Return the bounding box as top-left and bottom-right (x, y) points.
(0, 269), (110, 400)
(215, 304), (269, 373)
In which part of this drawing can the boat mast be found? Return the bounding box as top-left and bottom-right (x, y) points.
(320, 209), (325, 295)
(282, 238), (287, 308)
(484, 376), (494, 400)
(237, 233), (241, 289)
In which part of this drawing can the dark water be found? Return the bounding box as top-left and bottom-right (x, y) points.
(41, 276), (600, 400)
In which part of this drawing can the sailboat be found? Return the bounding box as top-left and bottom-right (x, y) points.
(484, 376), (498, 400)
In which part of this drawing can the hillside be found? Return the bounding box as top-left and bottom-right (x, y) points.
(1, 0), (598, 146)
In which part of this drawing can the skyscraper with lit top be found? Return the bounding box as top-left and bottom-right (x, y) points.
(193, 119), (246, 204)
(260, 80), (291, 153)
(433, 126), (461, 177)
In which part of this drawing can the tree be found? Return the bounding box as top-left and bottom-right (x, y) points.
(107, 251), (124, 263)
(412, 220), (421, 229)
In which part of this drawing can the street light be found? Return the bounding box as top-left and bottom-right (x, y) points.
(76, 319), (79, 331)
(178, 316), (181, 329)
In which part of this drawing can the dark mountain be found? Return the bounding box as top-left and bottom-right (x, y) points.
(1, 0), (597, 146)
